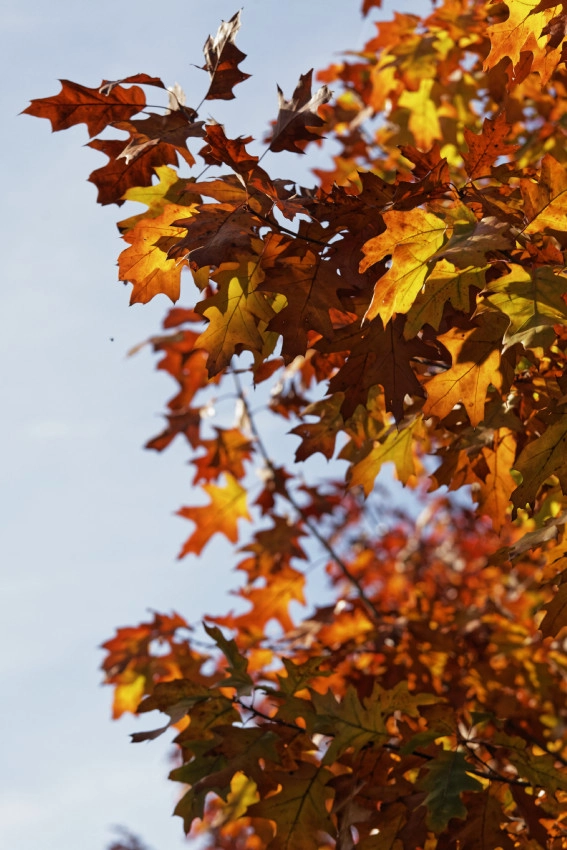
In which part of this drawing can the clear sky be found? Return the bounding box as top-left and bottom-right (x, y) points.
(2, 2), (426, 848)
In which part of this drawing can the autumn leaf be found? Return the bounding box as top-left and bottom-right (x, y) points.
(118, 202), (197, 304)
(87, 137), (179, 207)
(196, 260), (285, 375)
(248, 762), (335, 850)
(347, 416), (424, 496)
(462, 112), (520, 179)
(484, 0), (563, 82)
(512, 412), (567, 511)
(177, 474), (250, 557)
(540, 583), (567, 637)
(418, 750), (483, 833)
(202, 10), (251, 100)
(117, 166), (199, 232)
(422, 311), (508, 427)
(22, 79), (146, 136)
(522, 154), (567, 235)
(268, 70), (332, 154)
(404, 260), (485, 339)
(484, 264), (567, 350)
(398, 78), (442, 149)
(360, 208), (446, 325)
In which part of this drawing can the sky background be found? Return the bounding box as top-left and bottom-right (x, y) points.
(2, 2), (426, 848)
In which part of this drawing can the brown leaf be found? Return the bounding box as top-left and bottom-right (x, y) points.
(87, 137), (178, 206)
(462, 113), (520, 179)
(268, 70), (332, 154)
(22, 79), (146, 137)
(203, 10), (251, 100)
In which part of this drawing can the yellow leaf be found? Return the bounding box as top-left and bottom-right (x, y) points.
(177, 474), (250, 557)
(422, 312), (507, 427)
(348, 417), (424, 496)
(360, 208), (446, 325)
(118, 202), (197, 304)
(398, 78), (441, 149)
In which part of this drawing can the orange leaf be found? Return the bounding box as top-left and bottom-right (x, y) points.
(177, 474), (250, 557)
(118, 202), (196, 304)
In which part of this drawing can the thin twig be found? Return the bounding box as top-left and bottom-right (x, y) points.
(232, 371), (382, 624)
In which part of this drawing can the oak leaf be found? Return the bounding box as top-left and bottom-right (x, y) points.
(202, 10), (251, 101)
(511, 412), (567, 511)
(195, 261), (285, 375)
(422, 312), (508, 427)
(347, 416), (425, 496)
(118, 203), (197, 304)
(360, 208), (446, 326)
(485, 264), (567, 351)
(540, 583), (567, 637)
(177, 474), (250, 557)
(418, 750), (482, 833)
(521, 154), (567, 235)
(268, 70), (332, 154)
(247, 762), (335, 850)
(462, 112), (520, 179)
(22, 79), (146, 137)
(87, 137), (178, 207)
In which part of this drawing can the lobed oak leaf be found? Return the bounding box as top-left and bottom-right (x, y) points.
(511, 412), (567, 512)
(403, 261), (485, 339)
(217, 563), (306, 638)
(268, 70), (332, 154)
(290, 395), (344, 462)
(484, 0), (564, 82)
(442, 788), (516, 850)
(434, 216), (514, 270)
(521, 154), (567, 235)
(115, 110), (204, 162)
(422, 311), (508, 427)
(462, 112), (520, 179)
(203, 623), (253, 695)
(118, 202), (197, 304)
(485, 264), (567, 351)
(418, 750), (483, 833)
(98, 73), (166, 95)
(494, 732), (567, 793)
(177, 473), (250, 558)
(347, 416), (425, 496)
(475, 428), (518, 532)
(22, 79), (146, 137)
(321, 315), (429, 421)
(360, 208), (447, 326)
(398, 78), (442, 149)
(117, 166), (200, 233)
(192, 427), (254, 483)
(87, 137), (178, 207)
(247, 762), (335, 850)
(202, 10), (251, 101)
(195, 261), (284, 375)
(540, 583), (567, 637)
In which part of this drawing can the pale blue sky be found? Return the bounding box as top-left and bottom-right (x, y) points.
(2, 2), (426, 848)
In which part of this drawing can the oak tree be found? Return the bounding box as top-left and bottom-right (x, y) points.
(24, 1), (567, 847)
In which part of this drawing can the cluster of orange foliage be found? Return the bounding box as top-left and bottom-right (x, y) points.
(25, 1), (567, 847)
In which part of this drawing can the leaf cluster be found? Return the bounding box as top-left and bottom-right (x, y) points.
(24, 2), (567, 848)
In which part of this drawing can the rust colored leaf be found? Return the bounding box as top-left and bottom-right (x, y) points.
(23, 79), (146, 137)
(203, 10), (251, 100)
(87, 137), (178, 207)
(462, 113), (520, 179)
(422, 312), (508, 427)
(540, 583), (567, 637)
(268, 70), (332, 154)
(177, 474), (250, 557)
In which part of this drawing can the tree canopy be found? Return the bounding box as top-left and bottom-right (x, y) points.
(24, 1), (567, 847)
